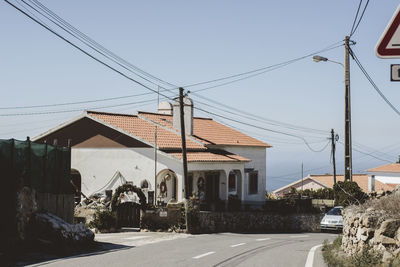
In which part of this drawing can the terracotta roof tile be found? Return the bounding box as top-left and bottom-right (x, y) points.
(310, 174), (396, 193)
(138, 112), (271, 147)
(367, 163), (400, 173)
(167, 150), (251, 162)
(87, 111), (204, 150)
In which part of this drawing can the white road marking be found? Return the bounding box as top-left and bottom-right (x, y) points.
(256, 238), (271, 241)
(304, 244), (323, 267)
(290, 235), (309, 238)
(123, 236), (149, 240)
(230, 243), (246, 247)
(193, 251), (216, 259)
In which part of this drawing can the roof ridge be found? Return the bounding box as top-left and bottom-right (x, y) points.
(138, 111), (172, 116)
(87, 110), (137, 117)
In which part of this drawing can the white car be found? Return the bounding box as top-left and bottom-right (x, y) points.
(320, 206), (343, 232)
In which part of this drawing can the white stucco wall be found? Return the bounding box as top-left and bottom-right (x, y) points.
(368, 172), (400, 184)
(215, 146), (267, 204)
(71, 148), (183, 199)
(188, 162), (245, 201)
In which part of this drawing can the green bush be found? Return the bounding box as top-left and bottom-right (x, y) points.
(89, 209), (117, 232)
(298, 188), (334, 199)
(333, 181), (368, 207)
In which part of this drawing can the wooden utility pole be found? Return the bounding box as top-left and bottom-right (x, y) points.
(344, 36), (353, 181)
(179, 87), (190, 232)
(179, 87), (189, 198)
(330, 129), (337, 185)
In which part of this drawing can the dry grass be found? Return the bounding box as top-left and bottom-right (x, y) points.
(355, 193), (400, 219)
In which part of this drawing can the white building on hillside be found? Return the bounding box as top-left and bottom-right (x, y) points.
(33, 97), (271, 208)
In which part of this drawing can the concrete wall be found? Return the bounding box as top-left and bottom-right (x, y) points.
(189, 211), (323, 233)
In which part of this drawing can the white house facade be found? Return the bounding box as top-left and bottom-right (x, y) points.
(33, 97), (271, 208)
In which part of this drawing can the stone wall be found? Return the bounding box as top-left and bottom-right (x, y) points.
(189, 211), (323, 234)
(141, 204), (184, 231)
(342, 207), (400, 261)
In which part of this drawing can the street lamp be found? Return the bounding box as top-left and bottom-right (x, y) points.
(313, 36), (353, 182)
(312, 55), (344, 68)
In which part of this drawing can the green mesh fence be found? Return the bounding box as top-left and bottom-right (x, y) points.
(0, 138), (73, 194)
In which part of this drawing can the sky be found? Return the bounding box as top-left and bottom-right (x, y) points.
(1, 0), (400, 191)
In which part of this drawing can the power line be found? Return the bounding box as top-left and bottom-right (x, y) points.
(349, 0), (363, 36)
(0, 91), (159, 110)
(194, 99), (329, 140)
(194, 103), (328, 145)
(194, 106), (330, 153)
(0, 98), (158, 116)
(191, 92), (329, 135)
(338, 141), (392, 163)
(184, 41), (344, 91)
(25, 0), (178, 89)
(350, 48), (400, 117)
(350, 0), (370, 37)
(5, 0), (177, 101)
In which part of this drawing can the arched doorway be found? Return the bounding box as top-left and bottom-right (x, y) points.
(156, 169), (177, 206)
(70, 169), (81, 205)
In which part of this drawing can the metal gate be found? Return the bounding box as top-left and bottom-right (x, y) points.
(117, 202), (140, 228)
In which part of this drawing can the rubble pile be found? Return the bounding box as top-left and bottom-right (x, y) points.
(74, 193), (112, 225)
(31, 212), (94, 247)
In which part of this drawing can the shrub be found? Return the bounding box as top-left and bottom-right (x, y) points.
(323, 236), (383, 267)
(353, 193), (400, 219)
(334, 181), (368, 207)
(89, 209), (117, 232)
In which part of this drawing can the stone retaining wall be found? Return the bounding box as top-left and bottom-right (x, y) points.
(189, 211), (323, 233)
(342, 207), (400, 261)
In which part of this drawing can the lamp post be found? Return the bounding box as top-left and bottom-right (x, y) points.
(313, 36), (353, 182)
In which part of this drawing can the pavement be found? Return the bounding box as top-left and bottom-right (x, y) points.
(19, 231), (338, 267)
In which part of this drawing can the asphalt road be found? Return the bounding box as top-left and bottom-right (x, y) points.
(25, 232), (338, 267)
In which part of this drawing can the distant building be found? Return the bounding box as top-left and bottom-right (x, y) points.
(367, 163), (400, 192)
(273, 174), (396, 198)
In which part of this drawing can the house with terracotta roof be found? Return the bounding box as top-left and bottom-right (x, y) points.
(33, 97), (271, 208)
(273, 174), (396, 198)
(367, 163), (400, 191)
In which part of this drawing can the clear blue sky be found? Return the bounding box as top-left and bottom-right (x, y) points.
(1, 0), (399, 190)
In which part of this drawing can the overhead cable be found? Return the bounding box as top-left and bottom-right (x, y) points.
(350, 0), (370, 37)
(191, 92), (329, 135)
(184, 41), (344, 91)
(5, 0), (177, 101)
(25, 0), (177, 89)
(350, 48), (400, 117)
(194, 106), (330, 153)
(0, 98), (158, 116)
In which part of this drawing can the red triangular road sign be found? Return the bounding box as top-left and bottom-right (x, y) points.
(376, 5), (400, 58)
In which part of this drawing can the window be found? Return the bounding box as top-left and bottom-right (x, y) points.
(248, 172), (258, 195)
(228, 171), (236, 192)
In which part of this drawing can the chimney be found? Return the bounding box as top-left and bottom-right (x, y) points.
(368, 175), (375, 192)
(157, 101), (173, 115)
(173, 96), (193, 135)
